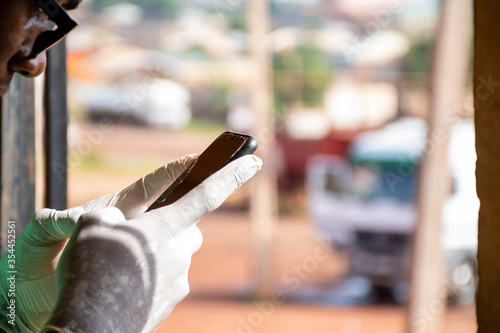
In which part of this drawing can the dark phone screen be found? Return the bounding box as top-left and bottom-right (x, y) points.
(147, 132), (256, 210)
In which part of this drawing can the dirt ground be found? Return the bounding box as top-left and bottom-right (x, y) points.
(68, 123), (477, 333)
(154, 211), (476, 333)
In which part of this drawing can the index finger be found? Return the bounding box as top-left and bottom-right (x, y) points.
(81, 154), (198, 219)
(139, 155), (262, 232)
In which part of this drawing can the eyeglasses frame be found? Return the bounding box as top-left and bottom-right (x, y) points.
(30, 0), (78, 58)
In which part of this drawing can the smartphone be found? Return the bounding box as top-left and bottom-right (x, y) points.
(146, 131), (258, 211)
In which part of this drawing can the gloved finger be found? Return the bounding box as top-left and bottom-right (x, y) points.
(80, 154), (198, 219)
(22, 208), (84, 246)
(142, 155), (262, 233)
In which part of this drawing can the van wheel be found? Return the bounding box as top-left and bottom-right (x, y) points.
(448, 257), (477, 305)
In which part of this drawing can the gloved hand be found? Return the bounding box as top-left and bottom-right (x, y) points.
(41, 154), (262, 333)
(0, 154), (202, 333)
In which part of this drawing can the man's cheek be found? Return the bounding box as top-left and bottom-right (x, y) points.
(0, 33), (23, 67)
(6, 30), (23, 50)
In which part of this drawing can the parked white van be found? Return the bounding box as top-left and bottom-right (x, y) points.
(306, 117), (478, 304)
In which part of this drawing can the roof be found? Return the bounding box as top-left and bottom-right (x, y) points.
(350, 117), (427, 162)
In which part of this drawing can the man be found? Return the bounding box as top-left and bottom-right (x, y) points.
(0, 1), (262, 332)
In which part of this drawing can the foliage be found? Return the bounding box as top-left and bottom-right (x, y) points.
(402, 38), (434, 73)
(181, 44), (212, 60)
(273, 44), (333, 113)
(93, 0), (182, 18)
(227, 9), (246, 31)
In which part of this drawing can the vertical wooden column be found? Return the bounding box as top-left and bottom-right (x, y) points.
(0, 76), (36, 255)
(0, 32), (68, 258)
(44, 41), (68, 210)
(247, 0), (278, 298)
(475, 1), (500, 331)
(406, 0), (472, 332)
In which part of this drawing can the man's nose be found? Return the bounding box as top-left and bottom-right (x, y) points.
(8, 48), (47, 78)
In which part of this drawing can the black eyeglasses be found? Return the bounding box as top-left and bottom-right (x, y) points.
(30, 0), (78, 58)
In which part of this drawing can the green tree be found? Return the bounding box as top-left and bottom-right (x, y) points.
(94, 0), (182, 18)
(403, 38), (434, 73)
(273, 44), (333, 114)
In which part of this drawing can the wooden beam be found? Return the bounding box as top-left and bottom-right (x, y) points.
(406, 0), (472, 332)
(247, 0), (279, 298)
(475, 1), (500, 331)
(0, 76), (36, 255)
(44, 41), (68, 210)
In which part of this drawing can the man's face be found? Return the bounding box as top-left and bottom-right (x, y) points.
(0, 0), (81, 97)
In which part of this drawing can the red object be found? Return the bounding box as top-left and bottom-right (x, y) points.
(276, 130), (359, 190)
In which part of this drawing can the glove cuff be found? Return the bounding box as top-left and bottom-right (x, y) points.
(15, 275), (58, 331)
(0, 286), (32, 333)
(0, 289), (14, 333)
(41, 325), (70, 333)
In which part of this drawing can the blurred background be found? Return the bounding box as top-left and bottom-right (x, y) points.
(63, 0), (476, 332)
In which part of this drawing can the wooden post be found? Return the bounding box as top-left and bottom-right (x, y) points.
(0, 76), (36, 255)
(44, 41), (69, 210)
(475, 1), (500, 331)
(0, 41), (69, 255)
(247, 0), (278, 299)
(406, 0), (472, 333)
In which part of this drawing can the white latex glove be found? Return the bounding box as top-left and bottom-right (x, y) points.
(0, 154), (200, 333)
(41, 154), (262, 333)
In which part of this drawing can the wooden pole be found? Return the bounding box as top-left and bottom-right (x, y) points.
(406, 0), (472, 332)
(247, 0), (278, 299)
(475, 1), (500, 331)
(44, 41), (69, 210)
(0, 76), (36, 255)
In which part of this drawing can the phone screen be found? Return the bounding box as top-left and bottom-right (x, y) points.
(147, 131), (258, 211)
